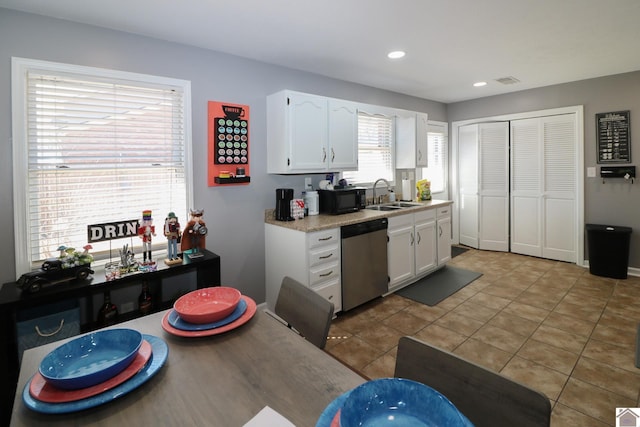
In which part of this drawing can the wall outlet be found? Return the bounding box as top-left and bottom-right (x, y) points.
(401, 171), (408, 180)
(121, 301), (135, 314)
(304, 177), (313, 190)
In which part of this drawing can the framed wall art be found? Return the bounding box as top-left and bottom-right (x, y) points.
(596, 110), (630, 163)
(207, 101), (251, 186)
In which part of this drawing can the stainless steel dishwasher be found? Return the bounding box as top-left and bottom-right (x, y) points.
(341, 218), (389, 311)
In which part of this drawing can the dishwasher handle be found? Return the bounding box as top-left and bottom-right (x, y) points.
(341, 218), (388, 239)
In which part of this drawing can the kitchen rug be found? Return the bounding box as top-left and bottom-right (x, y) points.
(395, 266), (482, 306)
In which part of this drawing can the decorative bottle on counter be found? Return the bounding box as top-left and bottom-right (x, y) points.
(97, 291), (118, 327)
(138, 282), (153, 315)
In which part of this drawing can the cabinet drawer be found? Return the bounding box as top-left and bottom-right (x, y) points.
(414, 209), (436, 223)
(437, 206), (451, 218)
(388, 213), (414, 229)
(308, 244), (340, 267)
(307, 228), (339, 249)
(309, 261), (340, 287)
(312, 279), (342, 313)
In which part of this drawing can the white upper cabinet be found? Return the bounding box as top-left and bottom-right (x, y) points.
(396, 112), (428, 169)
(327, 99), (358, 170)
(267, 90), (358, 174)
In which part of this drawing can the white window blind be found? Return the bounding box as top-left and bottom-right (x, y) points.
(12, 58), (192, 272)
(422, 122), (448, 193)
(343, 112), (394, 185)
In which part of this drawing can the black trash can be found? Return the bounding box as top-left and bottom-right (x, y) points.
(586, 224), (632, 279)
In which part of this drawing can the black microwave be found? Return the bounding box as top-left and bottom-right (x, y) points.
(318, 187), (366, 215)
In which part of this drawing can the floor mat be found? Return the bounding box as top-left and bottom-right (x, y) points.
(395, 265), (482, 306)
(451, 245), (469, 258)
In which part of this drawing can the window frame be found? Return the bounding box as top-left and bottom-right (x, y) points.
(11, 57), (193, 275)
(342, 107), (396, 187)
(420, 120), (449, 196)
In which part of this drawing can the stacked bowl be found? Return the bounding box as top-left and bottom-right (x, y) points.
(39, 329), (143, 390)
(319, 378), (474, 427)
(24, 328), (169, 414)
(162, 286), (257, 337)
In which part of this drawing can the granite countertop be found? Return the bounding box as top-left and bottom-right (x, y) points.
(264, 199), (453, 232)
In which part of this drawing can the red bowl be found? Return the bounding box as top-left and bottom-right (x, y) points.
(174, 287), (241, 324)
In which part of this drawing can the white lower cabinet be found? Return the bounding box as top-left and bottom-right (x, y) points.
(265, 224), (342, 312)
(437, 206), (452, 265)
(388, 210), (437, 291)
(415, 210), (437, 275)
(388, 213), (416, 287)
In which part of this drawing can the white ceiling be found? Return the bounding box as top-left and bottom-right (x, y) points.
(2, 0), (640, 103)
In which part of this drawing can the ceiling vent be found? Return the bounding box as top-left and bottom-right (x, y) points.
(495, 76), (520, 85)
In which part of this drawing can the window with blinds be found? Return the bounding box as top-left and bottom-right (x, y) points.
(342, 112), (394, 185)
(422, 122), (448, 194)
(12, 58), (192, 272)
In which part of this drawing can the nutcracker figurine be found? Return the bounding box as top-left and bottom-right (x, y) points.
(181, 209), (207, 258)
(164, 212), (182, 265)
(138, 210), (156, 264)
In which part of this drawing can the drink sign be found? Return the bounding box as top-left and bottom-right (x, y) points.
(87, 219), (140, 243)
(596, 111), (631, 163)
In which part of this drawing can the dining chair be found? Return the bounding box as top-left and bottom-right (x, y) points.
(274, 276), (334, 349)
(394, 336), (551, 427)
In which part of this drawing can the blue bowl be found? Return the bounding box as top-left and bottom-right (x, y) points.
(340, 378), (472, 427)
(39, 328), (143, 390)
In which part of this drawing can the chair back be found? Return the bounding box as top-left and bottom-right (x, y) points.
(274, 276), (334, 349)
(394, 336), (551, 427)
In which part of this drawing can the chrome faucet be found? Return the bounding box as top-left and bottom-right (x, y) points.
(372, 178), (391, 205)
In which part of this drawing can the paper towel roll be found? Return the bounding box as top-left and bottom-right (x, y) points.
(401, 179), (413, 201)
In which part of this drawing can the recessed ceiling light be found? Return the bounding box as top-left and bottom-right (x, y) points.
(387, 51), (406, 59)
(473, 81), (487, 87)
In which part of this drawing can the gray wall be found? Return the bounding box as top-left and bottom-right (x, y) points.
(448, 71), (640, 269)
(0, 9), (446, 301)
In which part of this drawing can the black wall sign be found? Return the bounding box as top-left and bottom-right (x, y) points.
(596, 110), (630, 163)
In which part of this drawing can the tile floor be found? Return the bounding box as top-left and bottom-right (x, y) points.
(325, 247), (640, 426)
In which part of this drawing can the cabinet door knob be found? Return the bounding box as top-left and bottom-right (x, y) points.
(322, 147), (327, 162)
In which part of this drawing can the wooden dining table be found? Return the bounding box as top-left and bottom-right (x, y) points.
(10, 306), (365, 426)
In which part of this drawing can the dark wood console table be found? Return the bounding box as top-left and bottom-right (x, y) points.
(0, 249), (220, 426)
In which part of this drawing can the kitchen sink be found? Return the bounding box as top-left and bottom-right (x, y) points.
(365, 202), (422, 211)
(388, 202), (423, 208)
(366, 205), (402, 211)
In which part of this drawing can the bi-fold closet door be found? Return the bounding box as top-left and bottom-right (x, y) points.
(511, 115), (576, 262)
(458, 115), (577, 263)
(458, 122), (509, 252)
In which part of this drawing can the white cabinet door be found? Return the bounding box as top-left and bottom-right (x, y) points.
(288, 92), (328, 172)
(396, 113), (417, 169)
(416, 112), (429, 167)
(328, 100), (358, 170)
(396, 112), (429, 169)
(415, 218), (436, 275)
(388, 215), (415, 287)
(437, 214), (452, 265)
